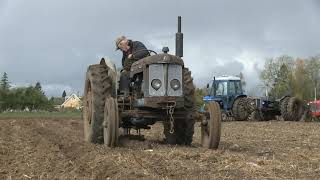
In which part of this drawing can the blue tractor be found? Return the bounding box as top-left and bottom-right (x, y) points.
(202, 75), (253, 121)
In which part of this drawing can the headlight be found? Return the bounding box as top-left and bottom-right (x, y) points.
(170, 79), (181, 90)
(151, 79), (162, 90)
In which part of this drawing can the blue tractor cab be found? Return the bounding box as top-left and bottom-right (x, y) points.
(202, 75), (251, 121)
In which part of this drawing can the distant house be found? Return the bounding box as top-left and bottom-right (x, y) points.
(61, 93), (82, 109)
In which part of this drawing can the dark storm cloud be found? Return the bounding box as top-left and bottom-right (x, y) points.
(0, 0), (319, 96)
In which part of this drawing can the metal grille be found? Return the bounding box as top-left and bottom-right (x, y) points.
(148, 64), (165, 96)
(167, 64), (183, 96)
(148, 64), (183, 97)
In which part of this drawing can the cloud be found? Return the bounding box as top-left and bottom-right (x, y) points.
(0, 0), (319, 96)
(42, 84), (77, 97)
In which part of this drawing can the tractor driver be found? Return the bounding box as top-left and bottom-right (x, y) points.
(115, 36), (150, 71)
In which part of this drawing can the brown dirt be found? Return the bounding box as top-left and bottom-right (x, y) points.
(0, 118), (320, 179)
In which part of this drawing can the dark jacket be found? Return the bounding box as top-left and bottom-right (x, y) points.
(122, 40), (150, 70)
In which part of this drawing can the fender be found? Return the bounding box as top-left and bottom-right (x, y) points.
(100, 57), (118, 96)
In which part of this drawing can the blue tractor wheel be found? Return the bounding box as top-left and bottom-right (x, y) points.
(232, 97), (250, 121)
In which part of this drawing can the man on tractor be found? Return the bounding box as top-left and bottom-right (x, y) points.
(115, 36), (150, 71)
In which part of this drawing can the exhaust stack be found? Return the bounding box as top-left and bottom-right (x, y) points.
(175, 16), (183, 57)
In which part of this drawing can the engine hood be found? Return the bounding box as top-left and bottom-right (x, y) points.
(130, 53), (184, 75)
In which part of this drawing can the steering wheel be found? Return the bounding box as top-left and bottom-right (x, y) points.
(131, 49), (157, 60)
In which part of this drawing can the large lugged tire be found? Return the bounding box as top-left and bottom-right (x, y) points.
(287, 97), (304, 121)
(245, 98), (256, 115)
(103, 97), (119, 147)
(176, 111), (196, 145)
(249, 110), (275, 121)
(83, 64), (113, 143)
(164, 68), (195, 145)
(280, 96), (290, 121)
(248, 111), (260, 121)
(201, 102), (222, 149)
(232, 97), (249, 121)
(182, 68), (195, 110)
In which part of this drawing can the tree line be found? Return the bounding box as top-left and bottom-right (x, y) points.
(0, 72), (55, 111)
(260, 55), (320, 101)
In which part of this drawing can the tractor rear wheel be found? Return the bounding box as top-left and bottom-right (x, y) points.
(103, 97), (119, 147)
(201, 102), (221, 149)
(245, 98), (256, 115)
(164, 68), (195, 145)
(280, 96), (291, 121)
(83, 64), (113, 143)
(287, 97), (304, 121)
(232, 97), (249, 121)
(248, 111), (259, 121)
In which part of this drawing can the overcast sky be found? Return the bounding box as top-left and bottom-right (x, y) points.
(0, 0), (319, 97)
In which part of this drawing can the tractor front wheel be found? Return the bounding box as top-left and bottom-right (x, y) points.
(83, 64), (113, 143)
(163, 67), (195, 145)
(103, 97), (119, 147)
(201, 102), (222, 149)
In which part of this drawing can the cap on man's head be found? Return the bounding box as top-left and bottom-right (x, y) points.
(115, 35), (127, 50)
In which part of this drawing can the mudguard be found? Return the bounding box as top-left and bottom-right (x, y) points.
(100, 57), (118, 96)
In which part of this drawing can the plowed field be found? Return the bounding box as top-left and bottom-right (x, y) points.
(0, 118), (320, 179)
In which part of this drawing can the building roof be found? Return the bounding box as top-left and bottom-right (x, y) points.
(61, 93), (81, 107)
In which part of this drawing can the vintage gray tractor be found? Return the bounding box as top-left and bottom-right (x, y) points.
(82, 17), (221, 149)
(250, 96), (304, 121)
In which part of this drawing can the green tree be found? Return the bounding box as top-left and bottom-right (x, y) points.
(17, 85), (53, 111)
(62, 90), (67, 99)
(0, 72), (10, 91)
(0, 80), (54, 111)
(35, 81), (46, 96)
(291, 59), (310, 100)
(306, 56), (320, 100)
(51, 97), (64, 106)
(260, 55), (320, 101)
(35, 82), (42, 90)
(260, 55), (294, 98)
(0, 88), (7, 111)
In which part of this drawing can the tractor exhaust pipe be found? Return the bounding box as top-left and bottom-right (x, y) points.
(176, 16), (183, 57)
